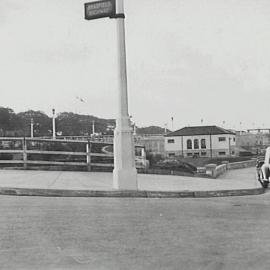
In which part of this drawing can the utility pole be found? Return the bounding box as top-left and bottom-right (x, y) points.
(52, 108), (56, 139)
(113, 0), (137, 190)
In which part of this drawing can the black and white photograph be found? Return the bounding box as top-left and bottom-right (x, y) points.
(1, 0), (270, 269)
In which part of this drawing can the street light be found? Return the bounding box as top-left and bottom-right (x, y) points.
(113, 0), (137, 190)
(30, 118), (34, 138)
(229, 137), (231, 156)
(84, 0), (137, 190)
(52, 108), (56, 139)
(164, 123), (168, 134)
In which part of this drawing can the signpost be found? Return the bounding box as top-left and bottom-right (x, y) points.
(84, 0), (138, 190)
(84, 0), (116, 20)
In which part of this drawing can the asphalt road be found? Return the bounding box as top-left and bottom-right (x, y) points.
(1, 193), (270, 270)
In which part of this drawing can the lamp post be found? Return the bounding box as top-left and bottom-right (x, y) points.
(229, 137), (231, 156)
(52, 108), (56, 139)
(30, 118), (34, 138)
(113, 0), (137, 190)
(164, 123), (168, 134)
(84, 0), (137, 189)
(171, 116), (174, 131)
(133, 122), (136, 136)
(92, 120), (95, 136)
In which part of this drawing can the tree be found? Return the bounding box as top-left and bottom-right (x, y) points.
(56, 112), (115, 136)
(17, 110), (51, 137)
(0, 107), (22, 136)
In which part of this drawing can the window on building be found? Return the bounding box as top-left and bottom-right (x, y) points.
(233, 137), (235, 142)
(187, 139), (192, 149)
(167, 139), (175, 143)
(219, 137), (226, 142)
(187, 153), (193, 157)
(194, 139), (199, 149)
(201, 139), (206, 149)
(232, 151), (235, 155)
(219, 152), (226, 155)
(168, 152), (175, 157)
(201, 152), (207, 156)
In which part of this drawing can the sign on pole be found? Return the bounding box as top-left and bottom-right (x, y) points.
(84, 0), (116, 20)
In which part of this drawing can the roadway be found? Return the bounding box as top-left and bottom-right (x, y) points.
(0, 167), (267, 270)
(1, 192), (270, 269)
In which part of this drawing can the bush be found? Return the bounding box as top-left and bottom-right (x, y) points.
(155, 159), (197, 173)
(146, 153), (163, 167)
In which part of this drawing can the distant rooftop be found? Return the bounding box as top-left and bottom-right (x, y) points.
(165, 125), (235, 137)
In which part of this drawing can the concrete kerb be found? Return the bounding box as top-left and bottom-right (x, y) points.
(0, 186), (264, 198)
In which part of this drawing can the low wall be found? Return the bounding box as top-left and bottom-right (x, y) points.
(203, 159), (256, 178)
(227, 159), (256, 170)
(205, 164), (227, 178)
(138, 168), (194, 177)
(215, 164), (227, 177)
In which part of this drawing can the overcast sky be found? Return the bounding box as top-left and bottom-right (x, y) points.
(1, 0), (270, 130)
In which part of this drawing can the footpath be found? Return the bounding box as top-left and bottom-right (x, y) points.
(0, 167), (263, 198)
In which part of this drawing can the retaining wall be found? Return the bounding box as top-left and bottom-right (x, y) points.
(227, 159), (256, 170)
(202, 159), (256, 179)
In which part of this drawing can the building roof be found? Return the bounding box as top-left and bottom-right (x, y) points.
(165, 126), (235, 137)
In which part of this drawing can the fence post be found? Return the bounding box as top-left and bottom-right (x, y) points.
(86, 141), (91, 171)
(23, 137), (27, 169)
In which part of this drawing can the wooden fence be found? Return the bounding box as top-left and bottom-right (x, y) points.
(0, 137), (147, 171)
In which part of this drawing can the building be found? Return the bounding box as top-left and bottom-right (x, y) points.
(135, 134), (165, 156)
(164, 126), (236, 158)
(236, 129), (270, 155)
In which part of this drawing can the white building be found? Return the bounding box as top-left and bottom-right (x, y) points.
(165, 126), (236, 158)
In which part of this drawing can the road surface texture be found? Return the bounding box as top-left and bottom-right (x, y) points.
(1, 192), (270, 270)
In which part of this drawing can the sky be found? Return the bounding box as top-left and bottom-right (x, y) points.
(1, 0), (270, 131)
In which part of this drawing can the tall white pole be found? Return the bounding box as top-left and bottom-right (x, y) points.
(113, 0), (137, 190)
(52, 108), (56, 139)
(133, 123), (136, 136)
(30, 118), (34, 138)
(92, 120), (95, 135)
